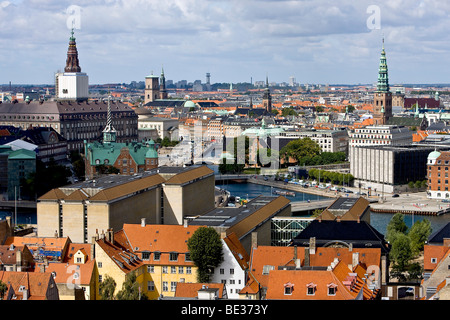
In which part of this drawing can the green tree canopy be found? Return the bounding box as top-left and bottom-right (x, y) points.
(409, 219), (432, 256)
(115, 271), (147, 300)
(187, 227), (223, 283)
(99, 274), (116, 300)
(386, 213), (408, 244)
(280, 138), (321, 165)
(390, 233), (412, 270)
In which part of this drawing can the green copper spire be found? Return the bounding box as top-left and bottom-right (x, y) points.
(377, 38), (390, 93)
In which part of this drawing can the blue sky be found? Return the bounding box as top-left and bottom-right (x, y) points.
(1, 0), (449, 85)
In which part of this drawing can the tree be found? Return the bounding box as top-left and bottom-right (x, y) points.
(115, 271), (147, 300)
(187, 227), (223, 283)
(390, 233), (412, 271)
(99, 274), (116, 300)
(386, 213), (408, 244)
(409, 219), (432, 256)
(0, 280), (7, 299)
(280, 138), (321, 165)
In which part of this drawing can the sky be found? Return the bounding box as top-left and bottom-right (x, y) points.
(0, 0), (449, 86)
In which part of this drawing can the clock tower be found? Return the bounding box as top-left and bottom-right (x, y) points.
(373, 39), (392, 125)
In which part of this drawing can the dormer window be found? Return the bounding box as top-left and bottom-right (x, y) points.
(327, 283), (338, 296)
(169, 252), (179, 262)
(306, 283), (316, 296)
(284, 282), (294, 295)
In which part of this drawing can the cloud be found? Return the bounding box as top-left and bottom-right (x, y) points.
(0, 0), (449, 84)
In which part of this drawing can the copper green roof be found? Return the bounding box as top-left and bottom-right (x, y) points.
(86, 140), (157, 166)
(8, 149), (36, 160)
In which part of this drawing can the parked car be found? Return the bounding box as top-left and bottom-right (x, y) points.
(392, 194), (400, 198)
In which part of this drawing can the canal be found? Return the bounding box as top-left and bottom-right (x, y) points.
(216, 181), (450, 236)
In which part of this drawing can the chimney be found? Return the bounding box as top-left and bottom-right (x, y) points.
(107, 229), (114, 243)
(304, 248), (310, 267)
(22, 289), (28, 300)
(352, 252), (360, 269)
(443, 238), (450, 247)
(220, 231), (227, 239)
(349, 243), (353, 252)
(141, 218), (146, 227)
(183, 219), (188, 228)
(309, 237), (316, 255)
(251, 232), (258, 249)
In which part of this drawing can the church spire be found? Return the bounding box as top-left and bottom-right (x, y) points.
(376, 37), (389, 93)
(65, 28), (82, 73)
(103, 95), (117, 143)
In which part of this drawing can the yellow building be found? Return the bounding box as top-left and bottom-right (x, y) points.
(37, 166), (214, 243)
(94, 222), (203, 300)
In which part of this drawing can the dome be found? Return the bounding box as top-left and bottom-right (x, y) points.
(428, 150), (441, 160)
(145, 148), (158, 159)
(184, 100), (195, 109)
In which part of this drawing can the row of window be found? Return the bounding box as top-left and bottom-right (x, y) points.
(284, 285), (337, 296)
(141, 251), (192, 262)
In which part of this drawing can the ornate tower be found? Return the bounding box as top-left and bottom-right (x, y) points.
(262, 75), (272, 113)
(102, 95), (117, 143)
(373, 38), (392, 125)
(55, 29), (89, 101)
(65, 29), (82, 73)
(159, 67), (168, 99)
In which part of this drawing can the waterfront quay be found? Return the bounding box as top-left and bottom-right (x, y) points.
(245, 175), (450, 217)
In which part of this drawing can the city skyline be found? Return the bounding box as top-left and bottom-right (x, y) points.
(1, 1), (450, 86)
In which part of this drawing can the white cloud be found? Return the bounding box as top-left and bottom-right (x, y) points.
(0, 0), (449, 84)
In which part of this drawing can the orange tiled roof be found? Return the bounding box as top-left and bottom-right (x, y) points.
(223, 232), (250, 270)
(175, 282), (226, 298)
(248, 245), (382, 290)
(265, 260), (378, 300)
(96, 235), (144, 273)
(45, 259), (96, 286)
(0, 271), (55, 300)
(423, 245), (450, 271)
(119, 224), (204, 266)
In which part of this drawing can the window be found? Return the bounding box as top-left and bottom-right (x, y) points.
(154, 252), (161, 261)
(98, 262), (102, 268)
(431, 258), (437, 264)
(284, 283), (294, 295)
(186, 267), (192, 274)
(171, 282), (177, 292)
(171, 266), (177, 274)
(178, 266), (184, 274)
(306, 283), (316, 296)
(185, 252), (192, 262)
(148, 281), (155, 291)
(230, 268), (234, 275)
(220, 268), (225, 274)
(162, 266), (168, 274)
(142, 252), (150, 260)
(169, 252), (179, 262)
(162, 282), (168, 292)
(328, 283), (337, 296)
(147, 265), (154, 273)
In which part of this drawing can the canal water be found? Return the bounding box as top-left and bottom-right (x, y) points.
(216, 181), (450, 236)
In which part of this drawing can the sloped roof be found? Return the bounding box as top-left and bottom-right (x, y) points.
(38, 188), (68, 201)
(175, 283), (225, 298)
(84, 173), (165, 202)
(45, 259), (96, 286)
(0, 271), (55, 300)
(96, 235), (144, 273)
(164, 165), (214, 185)
(291, 220), (389, 253)
(120, 224), (203, 266)
(223, 232), (250, 271)
(428, 222), (450, 244)
(226, 196), (290, 239)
